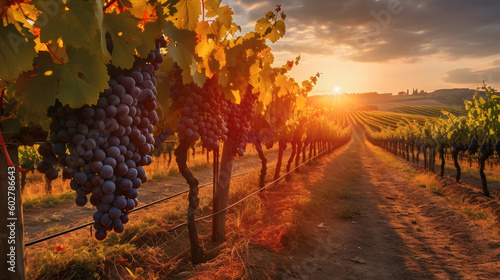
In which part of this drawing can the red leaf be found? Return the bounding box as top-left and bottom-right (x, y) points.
(55, 244), (65, 252)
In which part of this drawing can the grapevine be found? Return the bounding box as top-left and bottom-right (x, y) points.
(36, 37), (166, 240)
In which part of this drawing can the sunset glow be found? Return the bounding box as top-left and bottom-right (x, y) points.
(226, 0), (500, 95)
(333, 86), (341, 95)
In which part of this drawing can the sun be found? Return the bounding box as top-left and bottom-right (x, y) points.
(333, 86), (341, 95)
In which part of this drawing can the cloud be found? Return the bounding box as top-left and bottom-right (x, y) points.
(226, 0), (500, 63)
(442, 67), (500, 84)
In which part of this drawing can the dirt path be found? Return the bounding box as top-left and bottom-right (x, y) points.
(23, 147), (292, 241)
(276, 127), (500, 279)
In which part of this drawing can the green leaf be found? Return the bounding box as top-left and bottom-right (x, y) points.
(164, 21), (197, 69)
(34, 0), (99, 47)
(58, 48), (109, 106)
(103, 11), (142, 69)
(16, 49), (109, 116)
(0, 24), (36, 81)
(15, 52), (59, 115)
(136, 6), (167, 58)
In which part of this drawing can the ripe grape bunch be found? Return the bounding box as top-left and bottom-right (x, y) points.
(153, 129), (171, 149)
(37, 37), (166, 240)
(169, 64), (228, 150)
(226, 86), (257, 156)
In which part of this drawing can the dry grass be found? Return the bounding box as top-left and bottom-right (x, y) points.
(373, 145), (500, 234)
(25, 141), (304, 279)
(414, 173), (444, 196)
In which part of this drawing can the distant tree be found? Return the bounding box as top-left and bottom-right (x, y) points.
(398, 91), (408, 95)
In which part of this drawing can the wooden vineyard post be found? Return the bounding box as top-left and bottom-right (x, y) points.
(0, 145), (26, 280)
(211, 146), (220, 242)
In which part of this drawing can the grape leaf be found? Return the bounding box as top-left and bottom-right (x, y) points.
(4, 3), (38, 35)
(0, 24), (36, 81)
(58, 47), (109, 106)
(165, 21), (197, 69)
(125, 0), (148, 18)
(296, 94), (306, 111)
(255, 11), (274, 37)
(191, 58), (206, 87)
(269, 19), (285, 43)
(205, 0), (234, 30)
(170, 0), (201, 31)
(103, 11), (142, 69)
(35, 38), (69, 64)
(136, 5), (167, 58)
(16, 49), (109, 116)
(15, 53), (60, 115)
(34, 0), (99, 47)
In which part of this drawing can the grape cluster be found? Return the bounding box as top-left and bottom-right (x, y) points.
(169, 65), (228, 150)
(37, 38), (166, 240)
(226, 86), (257, 156)
(468, 140), (479, 154)
(154, 129), (171, 149)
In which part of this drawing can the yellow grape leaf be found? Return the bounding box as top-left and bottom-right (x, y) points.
(4, 3), (38, 34)
(195, 21), (217, 58)
(171, 0), (201, 31)
(255, 16), (273, 37)
(191, 58), (207, 87)
(213, 45), (226, 67)
(275, 74), (291, 97)
(205, 0), (234, 29)
(249, 62), (261, 88)
(296, 94), (307, 111)
(124, 0), (148, 18)
(269, 19), (286, 43)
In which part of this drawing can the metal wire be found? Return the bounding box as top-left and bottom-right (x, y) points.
(168, 148), (333, 232)
(24, 167), (262, 246)
(443, 160), (500, 176)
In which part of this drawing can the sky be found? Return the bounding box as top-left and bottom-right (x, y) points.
(222, 0), (500, 95)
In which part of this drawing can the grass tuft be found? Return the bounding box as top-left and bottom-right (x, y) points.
(414, 173), (443, 196)
(24, 192), (75, 209)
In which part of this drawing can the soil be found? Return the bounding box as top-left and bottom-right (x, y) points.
(23, 147), (292, 241)
(250, 127), (500, 280)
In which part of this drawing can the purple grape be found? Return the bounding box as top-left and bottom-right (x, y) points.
(93, 211), (104, 223)
(95, 229), (107, 241)
(119, 178), (133, 191)
(101, 214), (113, 227)
(113, 196), (127, 209)
(101, 180), (116, 194)
(109, 207), (122, 219)
(99, 165), (114, 179)
(75, 196), (88, 206)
